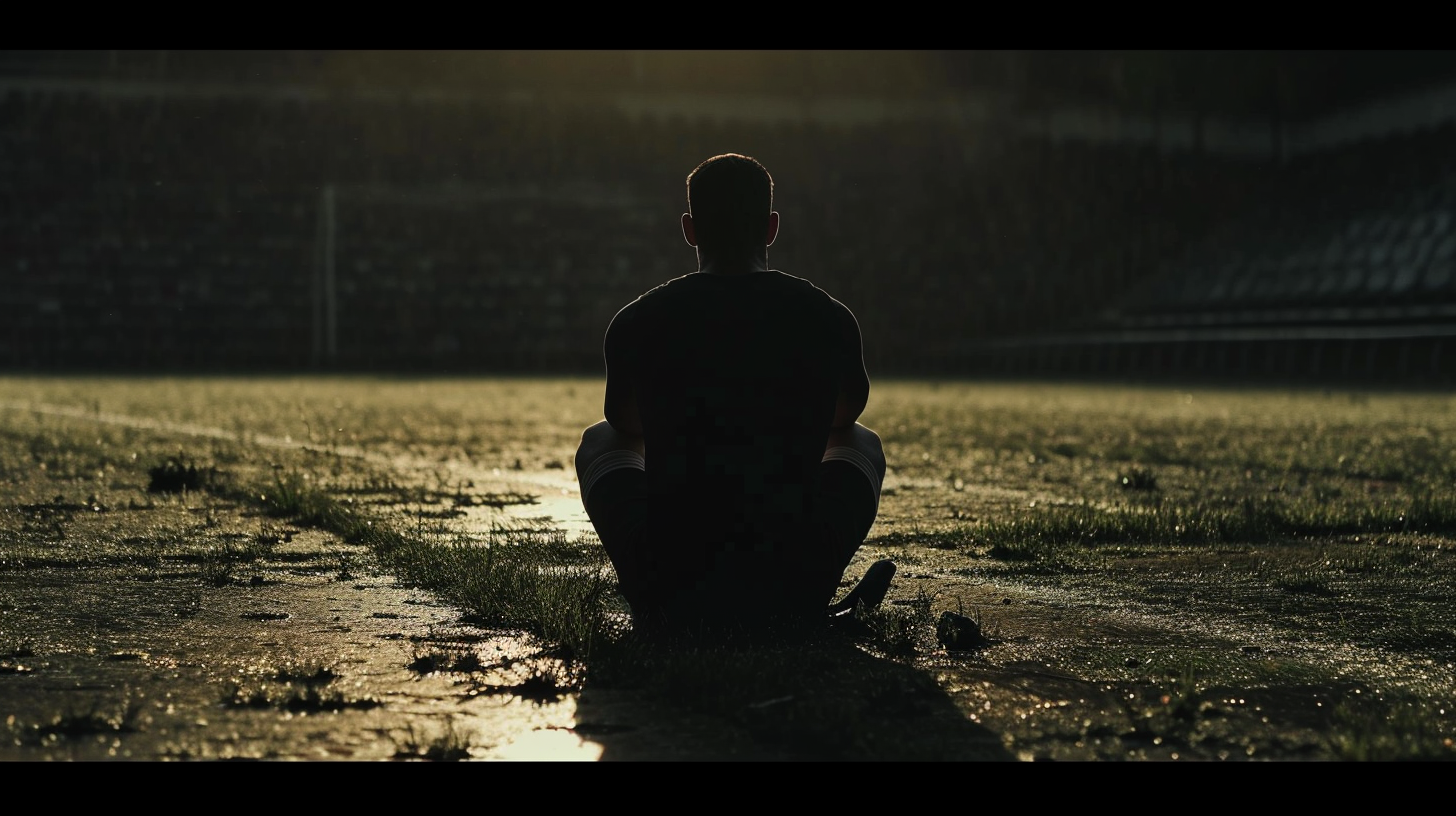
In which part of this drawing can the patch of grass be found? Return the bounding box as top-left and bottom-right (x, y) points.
(223, 663), (379, 713)
(11, 377), (1456, 760)
(392, 718), (474, 761)
(1148, 660), (1205, 722)
(257, 470), (362, 534)
(406, 644), (487, 675)
(272, 663), (339, 685)
(972, 489), (1456, 561)
(1, 641), (36, 660)
(10, 692), (149, 744)
(877, 525), (974, 549)
(464, 491), (540, 509)
(386, 530), (621, 662)
(1270, 569), (1337, 596)
(246, 469), (623, 664)
(1119, 466), (1159, 491)
(985, 536), (1056, 563)
(197, 530), (281, 587)
(1329, 693), (1456, 760)
(147, 456), (221, 494)
(466, 652), (581, 703)
(854, 590), (936, 658)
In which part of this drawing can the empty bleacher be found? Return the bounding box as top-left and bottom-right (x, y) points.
(965, 121), (1456, 383)
(5, 66), (1455, 384)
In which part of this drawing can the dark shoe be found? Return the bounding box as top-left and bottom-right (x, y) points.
(827, 559), (896, 617)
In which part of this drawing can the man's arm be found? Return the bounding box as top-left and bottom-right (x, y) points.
(602, 311), (645, 438)
(832, 304), (870, 429)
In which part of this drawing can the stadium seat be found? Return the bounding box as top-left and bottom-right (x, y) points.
(1424, 235), (1456, 291)
(1202, 264), (1233, 305)
(1389, 237), (1422, 294)
(1434, 209), (1453, 235)
(1365, 257), (1395, 296)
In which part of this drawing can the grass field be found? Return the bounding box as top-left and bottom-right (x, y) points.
(2, 375), (1454, 760)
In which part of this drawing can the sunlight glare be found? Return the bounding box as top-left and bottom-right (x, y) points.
(493, 728), (604, 761)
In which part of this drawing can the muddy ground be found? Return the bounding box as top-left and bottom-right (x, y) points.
(2, 385), (1454, 762)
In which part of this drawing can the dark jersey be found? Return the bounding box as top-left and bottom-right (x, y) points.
(603, 269), (865, 546)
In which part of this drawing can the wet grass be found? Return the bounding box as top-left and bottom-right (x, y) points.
(214, 460), (624, 664)
(3, 376), (1456, 759)
(6, 692), (149, 746)
(964, 489), (1456, 555)
(1331, 694), (1456, 761)
(406, 643), (489, 675)
(221, 660), (380, 713)
(147, 456), (221, 493)
(392, 719), (474, 761)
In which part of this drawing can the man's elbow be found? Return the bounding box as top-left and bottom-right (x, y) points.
(832, 396), (868, 429)
(605, 408), (643, 438)
(610, 420), (644, 438)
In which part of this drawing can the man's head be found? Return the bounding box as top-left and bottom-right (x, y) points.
(683, 153), (777, 260)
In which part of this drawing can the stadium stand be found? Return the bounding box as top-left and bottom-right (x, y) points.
(1014, 120), (1456, 384)
(0, 82), (1241, 374)
(3, 51), (1456, 384)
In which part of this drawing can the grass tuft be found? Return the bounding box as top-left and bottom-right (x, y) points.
(392, 719), (474, 761)
(1330, 694), (1456, 760)
(147, 456), (221, 494)
(246, 470), (624, 664)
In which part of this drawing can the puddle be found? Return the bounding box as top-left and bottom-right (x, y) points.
(471, 468), (593, 539)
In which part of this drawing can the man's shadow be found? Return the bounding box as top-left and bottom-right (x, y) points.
(566, 622), (1014, 761)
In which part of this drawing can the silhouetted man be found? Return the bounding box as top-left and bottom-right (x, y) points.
(575, 153), (890, 637)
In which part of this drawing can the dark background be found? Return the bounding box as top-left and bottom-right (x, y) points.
(6, 50), (1456, 382)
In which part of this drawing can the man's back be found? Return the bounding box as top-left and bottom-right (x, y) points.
(606, 270), (863, 545)
(575, 153), (885, 633)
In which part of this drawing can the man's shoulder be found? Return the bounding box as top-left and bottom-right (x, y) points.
(631, 273), (698, 304)
(611, 274), (691, 319)
(615, 270), (853, 318)
(769, 270), (856, 315)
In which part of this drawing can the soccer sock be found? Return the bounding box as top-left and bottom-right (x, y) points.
(822, 445), (883, 510)
(580, 449), (645, 504)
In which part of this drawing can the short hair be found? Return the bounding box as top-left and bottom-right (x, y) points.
(686, 153), (774, 255)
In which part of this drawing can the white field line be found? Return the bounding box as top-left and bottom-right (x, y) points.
(1, 399), (593, 535)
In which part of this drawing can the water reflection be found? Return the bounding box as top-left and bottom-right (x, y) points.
(490, 728), (605, 761)
(459, 467), (594, 539)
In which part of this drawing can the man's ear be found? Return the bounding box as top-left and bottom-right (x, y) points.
(681, 213), (697, 247)
(766, 211), (780, 247)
